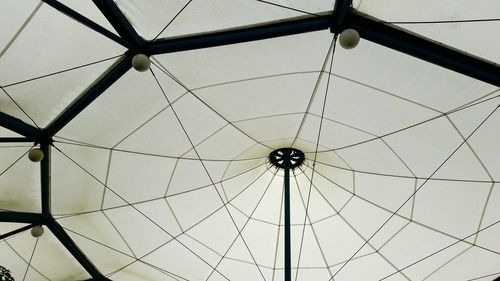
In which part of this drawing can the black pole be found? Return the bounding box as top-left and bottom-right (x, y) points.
(148, 15), (331, 55)
(42, 0), (132, 49)
(269, 147), (304, 281)
(346, 11), (500, 87)
(0, 212), (43, 224)
(0, 137), (35, 143)
(40, 142), (51, 219)
(284, 166), (291, 281)
(0, 224), (36, 240)
(0, 112), (40, 139)
(92, 0), (144, 49)
(43, 54), (133, 138)
(46, 219), (107, 279)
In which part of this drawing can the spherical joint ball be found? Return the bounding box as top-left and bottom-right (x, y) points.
(31, 225), (44, 238)
(28, 148), (44, 162)
(339, 29), (360, 50)
(132, 54), (151, 72)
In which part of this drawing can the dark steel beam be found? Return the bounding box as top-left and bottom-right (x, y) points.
(148, 15), (331, 55)
(43, 54), (133, 138)
(149, 10), (500, 87)
(46, 219), (106, 279)
(0, 212), (43, 224)
(284, 167), (291, 281)
(330, 0), (352, 33)
(0, 112), (40, 139)
(42, 0), (132, 49)
(0, 224), (36, 240)
(92, 0), (144, 49)
(40, 142), (51, 219)
(0, 137), (35, 143)
(346, 11), (500, 87)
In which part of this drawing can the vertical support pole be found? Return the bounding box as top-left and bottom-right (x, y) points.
(269, 147), (304, 281)
(40, 142), (51, 219)
(284, 166), (291, 281)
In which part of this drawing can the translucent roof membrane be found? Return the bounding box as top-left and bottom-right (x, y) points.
(0, 1), (125, 127)
(1, 1), (499, 281)
(114, 0), (335, 40)
(0, 224), (91, 280)
(0, 127), (21, 139)
(0, 144), (40, 213)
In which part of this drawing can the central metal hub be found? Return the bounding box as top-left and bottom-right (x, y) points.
(269, 147), (305, 169)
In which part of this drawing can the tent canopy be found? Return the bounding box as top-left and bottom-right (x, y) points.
(0, 0), (499, 280)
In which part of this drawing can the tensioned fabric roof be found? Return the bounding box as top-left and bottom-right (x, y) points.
(0, 0), (499, 280)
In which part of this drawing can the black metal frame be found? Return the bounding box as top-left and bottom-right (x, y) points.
(346, 12), (500, 87)
(91, 0), (144, 50)
(0, 224), (37, 241)
(0, 112), (39, 140)
(43, 54), (134, 138)
(1, 0), (499, 279)
(42, 0), (132, 49)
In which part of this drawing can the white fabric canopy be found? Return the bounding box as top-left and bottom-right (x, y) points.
(0, 1), (499, 280)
